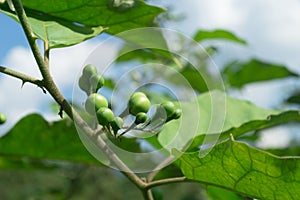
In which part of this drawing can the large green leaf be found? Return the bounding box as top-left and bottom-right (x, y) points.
(0, 4), (104, 48)
(174, 140), (300, 199)
(0, 0), (164, 48)
(21, 0), (165, 34)
(0, 114), (99, 165)
(0, 114), (146, 169)
(193, 29), (247, 45)
(158, 91), (300, 151)
(189, 110), (300, 151)
(223, 59), (298, 87)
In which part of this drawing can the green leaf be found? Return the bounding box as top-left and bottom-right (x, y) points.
(20, 0), (164, 34)
(116, 27), (181, 68)
(0, 0), (164, 48)
(223, 59), (298, 87)
(189, 110), (300, 151)
(175, 140), (300, 200)
(193, 29), (247, 45)
(0, 114), (100, 165)
(0, 5), (104, 48)
(158, 91), (300, 151)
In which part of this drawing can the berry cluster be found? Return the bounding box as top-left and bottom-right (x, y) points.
(79, 64), (182, 138)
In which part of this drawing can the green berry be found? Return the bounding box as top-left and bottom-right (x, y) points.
(111, 117), (124, 135)
(90, 74), (105, 91)
(167, 108), (182, 122)
(161, 101), (176, 118)
(135, 112), (148, 124)
(85, 93), (108, 115)
(130, 92), (147, 99)
(0, 113), (6, 125)
(128, 92), (151, 116)
(78, 75), (90, 92)
(96, 107), (114, 126)
(82, 64), (98, 78)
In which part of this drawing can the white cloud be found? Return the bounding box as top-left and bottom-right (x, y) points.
(257, 126), (292, 149)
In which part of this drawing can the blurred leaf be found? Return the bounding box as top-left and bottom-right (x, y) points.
(104, 78), (116, 90)
(117, 28), (181, 68)
(108, 137), (141, 153)
(116, 49), (158, 63)
(0, 0), (164, 48)
(158, 91), (300, 150)
(286, 92), (300, 105)
(266, 146), (300, 157)
(223, 59), (298, 87)
(0, 114), (100, 165)
(0, 156), (57, 170)
(236, 131), (259, 142)
(193, 29), (247, 45)
(175, 140), (300, 200)
(180, 68), (209, 92)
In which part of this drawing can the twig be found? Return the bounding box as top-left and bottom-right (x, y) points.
(147, 155), (175, 182)
(146, 176), (188, 189)
(0, 66), (43, 87)
(142, 189), (154, 200)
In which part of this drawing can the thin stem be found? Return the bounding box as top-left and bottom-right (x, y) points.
(146, 176), (188, 189)
(147, 155), (175, 182)
(11, 0), (146, 195)
(0, 66), (43, 87)
(142, 189), (154, 200)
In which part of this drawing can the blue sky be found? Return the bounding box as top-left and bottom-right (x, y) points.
(1, 0), (300, 147)
(0, 13), (27, 58)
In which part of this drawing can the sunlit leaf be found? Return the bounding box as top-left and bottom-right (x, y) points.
(189, 110), (300, 151)
(158, 91), (300, 151)
(0, 0), (164, 48)
(175, 140), (300, 199)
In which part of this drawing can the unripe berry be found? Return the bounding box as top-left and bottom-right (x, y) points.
(96, 107), (114, 126)
(135, 112), (148, 124)
(90, 74), (105, 91)
(128, 92), (151, 116)
(82, 64), (98, 78)
(85, 93), (108, 115)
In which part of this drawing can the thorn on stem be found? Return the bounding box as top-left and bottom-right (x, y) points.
(58, 106), (63, 118)
(40, 86), (47, 94)
(21, 81), (26, 88)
